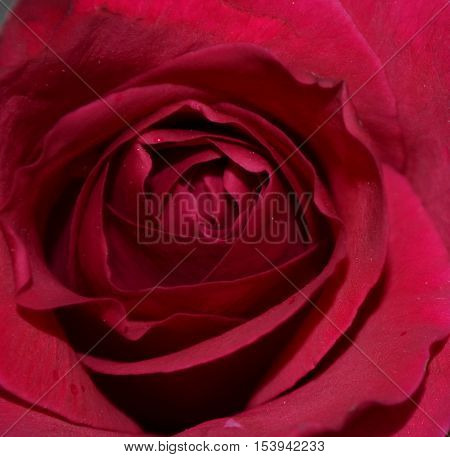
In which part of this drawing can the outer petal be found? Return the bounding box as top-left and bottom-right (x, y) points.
(1, 0), (402, 165)
(0, 0), (71, 67)
(180, 166), (450, 436)
(0, 393), (132, 437)
(337, 0), (450, 250)
(322, 341), (450, 436)
(0, 229), (141, 434)
(69, 0), (404, 168)
(393, 341), (450, 436)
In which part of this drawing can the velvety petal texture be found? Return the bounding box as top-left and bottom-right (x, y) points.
(0, 0), (448, 437)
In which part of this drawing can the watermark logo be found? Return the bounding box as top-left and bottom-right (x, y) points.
(137, 192), (312, 245)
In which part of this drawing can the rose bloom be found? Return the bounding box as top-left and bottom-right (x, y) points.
(0, 0), (448, 437)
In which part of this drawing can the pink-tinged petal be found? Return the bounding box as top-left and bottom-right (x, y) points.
(0, 229), (141, 434)
(180, 166), (450, 436)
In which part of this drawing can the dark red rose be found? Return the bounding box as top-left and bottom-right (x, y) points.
(0, 0), (448, 437)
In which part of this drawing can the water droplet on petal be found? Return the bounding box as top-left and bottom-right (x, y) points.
(224, 418), (242, 428)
